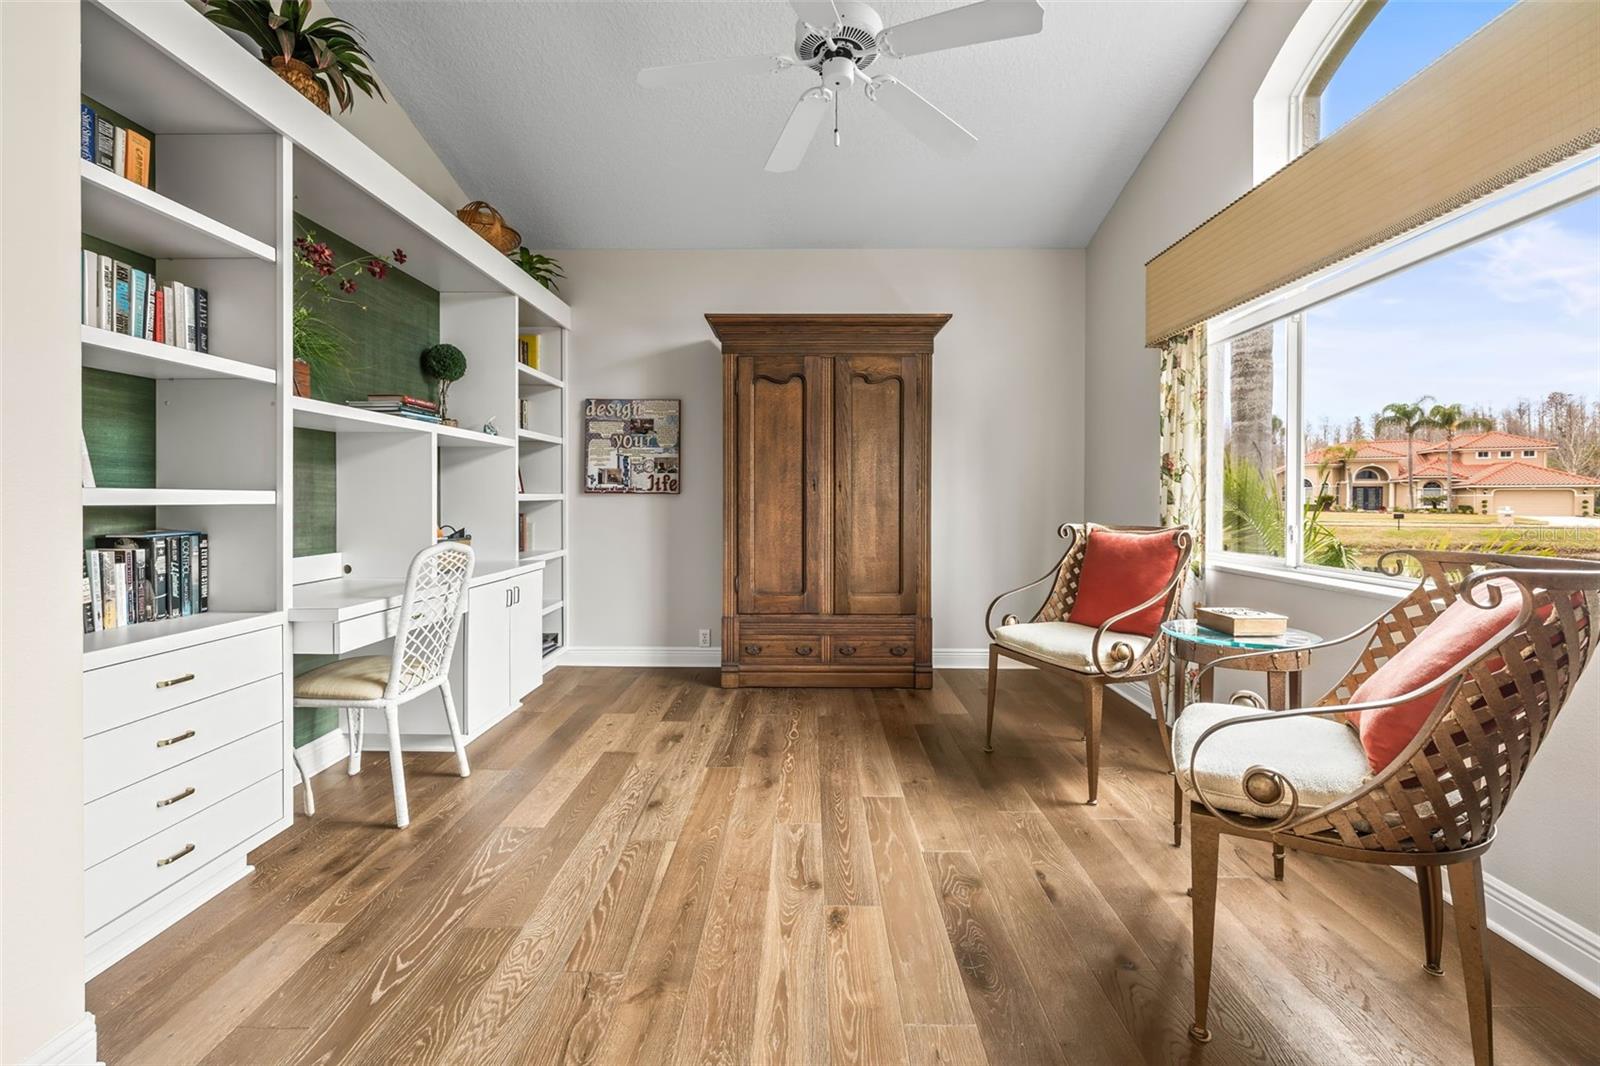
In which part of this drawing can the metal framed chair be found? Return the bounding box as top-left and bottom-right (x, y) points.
(1177, 550), (1600, 1065)
(291, 542), (475, 828)
(983, 523), (1194, 804)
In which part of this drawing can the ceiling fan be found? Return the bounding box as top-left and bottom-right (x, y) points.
(637, 0), (1045, 172)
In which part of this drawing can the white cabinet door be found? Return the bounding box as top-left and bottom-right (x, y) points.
(508, 569), (544, 703)
(463, 579), (511, 734)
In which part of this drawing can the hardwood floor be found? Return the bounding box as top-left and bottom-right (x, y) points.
(89, 667), (1600, 1065)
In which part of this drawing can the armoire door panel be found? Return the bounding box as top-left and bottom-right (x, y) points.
(834, 354), (922, 615)
(735, 354), (830, 614)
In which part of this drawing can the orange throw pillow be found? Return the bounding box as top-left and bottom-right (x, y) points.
(1065, 527), (1183, 638)
(1349, 582), (1523, 773)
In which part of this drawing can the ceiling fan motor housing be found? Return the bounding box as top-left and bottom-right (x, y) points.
(795, 1), (883, 73)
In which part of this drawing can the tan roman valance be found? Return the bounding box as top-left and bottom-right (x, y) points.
(1145, 0), (1600, 347)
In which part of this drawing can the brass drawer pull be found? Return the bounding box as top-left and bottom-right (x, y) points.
(156, 787), (196, 809)
(889, 645), (908, 657)
(794, 645), (814, 657)
(743, 643), (762, 655)
(837, 645), (856, 657)
(156, 843), (196, 867)
(156, 729), (197, 748)
(156, 672), (195, 689)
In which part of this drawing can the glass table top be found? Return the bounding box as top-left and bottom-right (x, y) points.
(1160, 618), (1320, 651)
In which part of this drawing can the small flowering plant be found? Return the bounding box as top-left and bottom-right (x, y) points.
(292, 226), (406, 394)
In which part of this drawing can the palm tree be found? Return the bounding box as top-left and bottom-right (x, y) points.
(1377, 396), (1435, 512)
(1424, 402), (1494, 510)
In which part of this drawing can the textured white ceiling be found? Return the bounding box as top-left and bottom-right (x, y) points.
(335, 1), (1242, 249)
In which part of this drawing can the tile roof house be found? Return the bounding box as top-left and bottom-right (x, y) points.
(1292, 435), (1600, 516)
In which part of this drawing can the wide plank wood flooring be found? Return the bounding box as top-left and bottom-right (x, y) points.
(89, 667), (1600, 1065)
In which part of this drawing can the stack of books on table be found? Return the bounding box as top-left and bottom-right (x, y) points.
(345, 395), (441, 423)
(81, 250), (208, 351)
(83, 529), (209, 634)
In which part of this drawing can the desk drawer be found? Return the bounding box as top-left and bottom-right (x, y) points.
(827, 633), (915, 664)
(85, 674), (282, 802)
(84, 626), (282, 736)
(86, 772), (282, 935)
(85, 724), (282, 869)
(738, 630), (823, 665)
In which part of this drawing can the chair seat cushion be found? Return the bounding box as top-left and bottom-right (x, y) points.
(994, 621), (1151, 674)
(294, 655), (391, 702)
(1172, 702), (1371, 820)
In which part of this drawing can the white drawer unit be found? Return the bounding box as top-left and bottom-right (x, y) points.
(83, 625), (283, 736)
(84, 673), (282, 802)
(81, 618), (291, 975)
(85, 724), (283, 868)
(85, 772), (283, 935)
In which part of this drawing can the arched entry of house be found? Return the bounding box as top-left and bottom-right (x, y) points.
(1420, 480), (1445, 510)
(1352, 466), (1387, 511)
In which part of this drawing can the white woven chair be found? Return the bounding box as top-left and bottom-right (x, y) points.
(291, 542), (474, 827)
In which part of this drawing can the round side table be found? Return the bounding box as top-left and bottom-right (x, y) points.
(1160, 618), (1321, 880)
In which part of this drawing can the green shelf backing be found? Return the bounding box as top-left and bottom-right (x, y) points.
(83, 368), (154, 489)
(293, 428), (337, 557)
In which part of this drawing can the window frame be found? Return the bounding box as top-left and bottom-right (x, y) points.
(1215, 2), (1600, 588)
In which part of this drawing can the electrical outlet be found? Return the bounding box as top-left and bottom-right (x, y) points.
(698, 628), (711, 648)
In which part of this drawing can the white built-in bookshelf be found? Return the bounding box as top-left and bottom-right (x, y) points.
(74, 0), (572, 973)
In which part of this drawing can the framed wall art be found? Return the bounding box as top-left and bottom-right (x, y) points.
(583, 398), (681, 494)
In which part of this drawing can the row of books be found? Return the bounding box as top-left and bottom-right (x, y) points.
(518, 513), (535, 554)
(83, 530), (209, 634)
(81, 250), (209, 352)
(81, 103), (152, 188)
(517, 332), (542, 369)
(345, 394), (440, 423)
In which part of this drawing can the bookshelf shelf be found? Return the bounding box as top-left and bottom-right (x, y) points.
(541, 599), (565, 616)
(82, 610), (284, 671)
(436, 422), (515, 449)
(291, 397), (513, 448)
(517, 493), (564, 503)
(516, 363), (563, 389)
(83, 487), (276, 507)
(520, 549), (566, 564)
(516, 429), (561, 445)
(80, 161), (276, 262)
(81, 326), (276, 384)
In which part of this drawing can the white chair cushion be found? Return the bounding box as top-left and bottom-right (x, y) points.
(994, 621), (1150, 674)
(1171, 702), (1371, 820)
(294, 655), (391, 702)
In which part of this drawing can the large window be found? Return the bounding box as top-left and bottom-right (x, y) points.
(1216, 2), (1600, 580)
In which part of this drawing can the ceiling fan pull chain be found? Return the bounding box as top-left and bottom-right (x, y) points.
(834, 89), (841, 148)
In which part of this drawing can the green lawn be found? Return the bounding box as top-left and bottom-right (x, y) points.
(1318, 511), (1599, 566)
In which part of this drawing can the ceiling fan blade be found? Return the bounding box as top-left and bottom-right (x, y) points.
(867, 76), (977, 156)
(790, 0), (842, 29)
(638, 53), (796, 89)
(877, 0), (1044, 58)
(766, 87), (834, 172)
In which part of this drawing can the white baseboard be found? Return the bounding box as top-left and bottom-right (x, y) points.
(562, 646), (1065, 670)
(85, 855), (253, 979)
(24, 1013), (99, 1066)
(1398, 867), (1600, 998)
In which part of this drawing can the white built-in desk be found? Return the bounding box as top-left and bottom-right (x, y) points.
(289, 560), (546, 746)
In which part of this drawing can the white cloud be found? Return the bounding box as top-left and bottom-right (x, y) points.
(1469, 217), (1600, 317)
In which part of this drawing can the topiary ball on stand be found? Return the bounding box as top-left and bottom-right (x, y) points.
(420, 343), (467, 426)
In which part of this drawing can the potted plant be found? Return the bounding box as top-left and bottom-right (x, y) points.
(292, 229), (405, 397)
(509, 247), (566, 294)
(204, 0), (383, 114)
(420, 343), (467, 426)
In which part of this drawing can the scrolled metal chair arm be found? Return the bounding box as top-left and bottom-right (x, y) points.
(1229, 690), (1266, 708)
(1088, 528), (1194, 676)
(984, 526), (1083, 641)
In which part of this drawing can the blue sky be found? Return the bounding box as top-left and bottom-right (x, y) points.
(1302, 0), (1599, 431)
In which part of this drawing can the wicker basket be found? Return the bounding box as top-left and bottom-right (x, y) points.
(456, 201), (521, 253)
(270, 56), (330, 114)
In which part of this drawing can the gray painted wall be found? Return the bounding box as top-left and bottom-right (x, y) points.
(561, 249), (1087, 655)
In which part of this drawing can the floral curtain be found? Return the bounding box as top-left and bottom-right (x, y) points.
(1158, 326), (1207, 705)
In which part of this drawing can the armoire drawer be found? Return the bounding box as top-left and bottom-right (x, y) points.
(85, 724), (283, 869)
(84, 625), (283, 737)
(738, 632), (824, 665)
(85, 772), (282, 935)
(827, 633), (915, 664)
(84, 673), (283, 802)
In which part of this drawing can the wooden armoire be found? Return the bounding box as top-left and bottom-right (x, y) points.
(709, 314), (947, 688)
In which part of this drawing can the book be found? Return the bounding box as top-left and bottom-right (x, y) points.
(153, 287), (165, 344)
(1194, 606), (1289, 638)
(361, 394), (438, 410)
(87, 551), (104, 632)
(143, 276), (156, 341)
(124, 129), (151, 187)
(173, 283), (188, 350)
(194, 287), (208, 353)
(178, 535), (192, 616)
(95, 534), (170, 620)
(82, 250), (97, 326)
(80, 104), (96, 162)
(162, 285), (174, 345)
(183, 284), (196, 350)
(130, 269), (147, 340)
(94, 116), (115, 170)
(113, 127), (126, 179)
(98, 255), (114, 331)
(113, 262), (132, 334)
(101, 552), (119, 629)
(518, 333), (540, 368)
(82, 553), (95, 635)
(197, 534), (209, 612)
